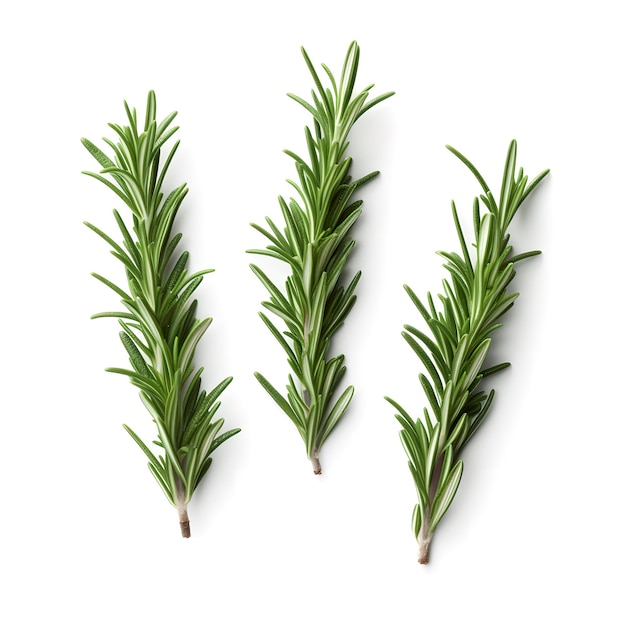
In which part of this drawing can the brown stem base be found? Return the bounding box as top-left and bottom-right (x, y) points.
(310, 450), (322, 475)
(418, 536), (431, 564)
(180, 520), (191, 538)
(178, 508), (191, 538)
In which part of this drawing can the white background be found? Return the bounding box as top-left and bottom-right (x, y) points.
(1, 0), (624, 624)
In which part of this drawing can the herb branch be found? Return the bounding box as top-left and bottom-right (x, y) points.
(82, 91), (239, 537)
(386, 140), (548, 563)
(249, 42), (393, 473)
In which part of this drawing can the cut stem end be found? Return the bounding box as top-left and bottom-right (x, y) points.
(180, 520), (191, 538)
(418, 536), (431, 564)
(310, 450), (322, 475)
(178, 507), (190, 538)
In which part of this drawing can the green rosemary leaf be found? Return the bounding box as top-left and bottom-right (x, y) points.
(148, 462), (175, 505)
(305, 398), (323, 458)
(438, 443), (454, 486)
(357, 91), (396, 120)
(521, 168), (551, 203)
(166, 298), (198, 346)
(182, 376), (233, 446)
(162, 251), (189, 294)
(192, 457), (213, 492)
(301, 45), (332, 116)
(509, 249), (542, 264)
(400, 429), (425, 470)
(403, 325), (449, 379)
(439, 382), (456, 441)
(82, 169), (134, 208)
(418, 411), (433, 442)
(154, 109), (177, 139)
(118, 321), (151, 357)
(106, 367), (164, 399)
(419, 373), (441, 421)
(281, 199), (306, 253)
(177, 318), (212, 378)
(166, 276), (202, 341)
(182, 369), (203, 419)
(462, 338), (491, 388)
(411, 464), (430, 513)
(287, 93), (321, 123)
(250, 264), (293, 313)
(402, 331), (444, 396)
(450, 335), (470, 383)
(316, 384), (354, 448)
(119, 331), (151, 377)
(183, 419), (224, 502)
(324, 239), (357, 295)
(91, 311), (136, 321)
(83, 222), (130, 265)
(480, 362), (511, 378)
(499, 140), (517, 214)
(208, 428), (242, 456)
(249, 222), (283, 250)
(385, 396), (414, 425)
(164, 374), (182, 435)
(404, 285), (431, 323)
(258, 312), (298, 364)
(462, 389), (495, 446)
(261, 300), (300, 332)
(285, 149), (317, 183)
(286, 376), (309, 427)
(425, 422), (441, 487)
(140, 392), (187, 486)
(389, 141), (548, 563)
(319, 355), (345, 404)
(111, 209), (140, 265)
(429, 459), (463, 534)
(446, 145), (490, 195)
(81, 137), (116, 169)
(254, 371), (304, 431)
(152, 125), (180, 157)
(153, 142), (182, 202)
(123, 424), (161, 469)
(438, 252), (473, 297)
(412, 503), (423, 540)
(110, 252), (142, 284)
(91, 272), (132, 301)
(446, 413), (469, 452)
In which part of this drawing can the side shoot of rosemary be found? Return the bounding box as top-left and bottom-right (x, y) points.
(249, 41), (394, 474)
(82, 91), (240, 537)
(386, 141), (548, 563)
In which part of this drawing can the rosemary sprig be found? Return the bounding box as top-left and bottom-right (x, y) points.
(249, 42), (393, 474)
(82, 91), (240, 537)
(386, 140), (548, 563)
